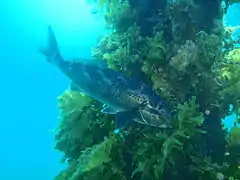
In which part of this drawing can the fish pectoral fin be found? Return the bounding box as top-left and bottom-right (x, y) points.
(138, 110), (149, 124)
(101, 105), (119, 114)
(115, 108), (139, 129)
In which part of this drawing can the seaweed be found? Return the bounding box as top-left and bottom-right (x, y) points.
(53, 0), (240, 179)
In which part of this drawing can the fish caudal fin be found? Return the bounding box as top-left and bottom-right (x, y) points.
(39, 26), (62, 63)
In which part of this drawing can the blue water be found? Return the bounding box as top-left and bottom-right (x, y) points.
(221, 4), (240, 131)
(0, 1), (239, 180)
(0, 1), (104, 179)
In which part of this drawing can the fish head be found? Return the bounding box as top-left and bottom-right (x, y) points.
(136, 87), (172, 128)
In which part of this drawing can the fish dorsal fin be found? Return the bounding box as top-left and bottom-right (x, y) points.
(101, 105), (119, 114)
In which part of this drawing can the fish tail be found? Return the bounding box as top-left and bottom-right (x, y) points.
(39, 26), (62, 63)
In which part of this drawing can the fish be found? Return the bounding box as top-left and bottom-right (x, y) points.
(39, 26), (172, 130)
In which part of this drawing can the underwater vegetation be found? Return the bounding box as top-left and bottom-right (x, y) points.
(54, 0), (240, 179)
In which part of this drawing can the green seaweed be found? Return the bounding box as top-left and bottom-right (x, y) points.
(68, 136), (117, 180)
(54, 90), (115, 162)
(132, 97), (206, 180)
(53, 0), (240, 179)
(222, 116), (240, 179)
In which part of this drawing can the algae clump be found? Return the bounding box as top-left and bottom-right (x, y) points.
(53, 0), (240, 179)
